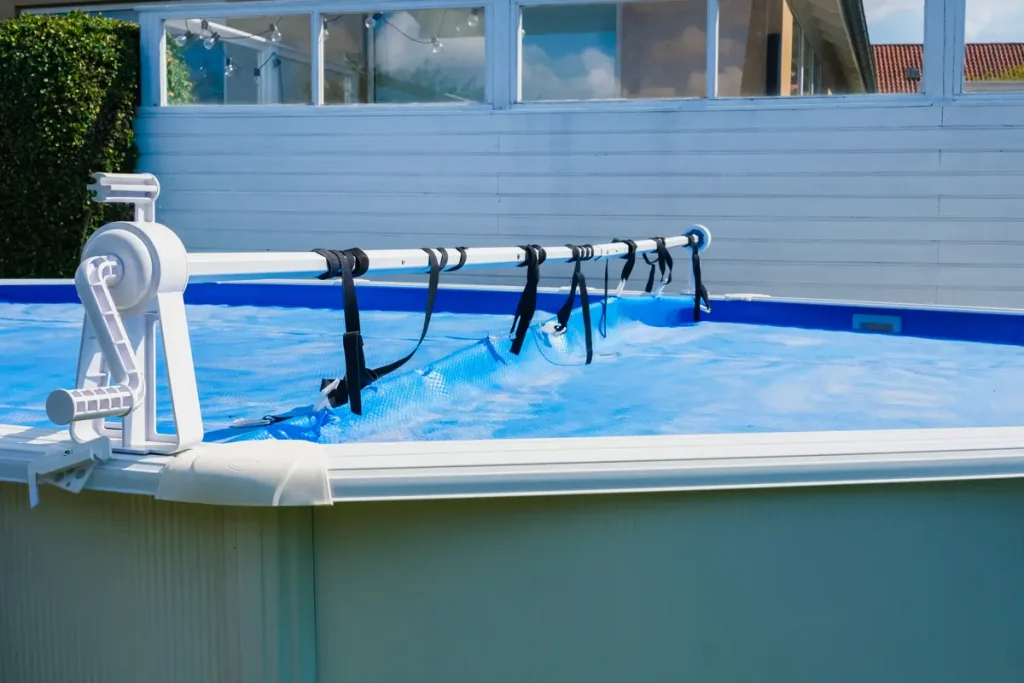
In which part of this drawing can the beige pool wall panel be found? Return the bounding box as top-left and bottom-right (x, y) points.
(0, 482), (317, 683)
(5, 477), (1024, 682)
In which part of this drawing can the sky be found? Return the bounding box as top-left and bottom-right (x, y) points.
(865, 0), (1024, 43)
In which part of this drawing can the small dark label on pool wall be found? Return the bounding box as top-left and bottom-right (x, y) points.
(852, 314), (902, 335)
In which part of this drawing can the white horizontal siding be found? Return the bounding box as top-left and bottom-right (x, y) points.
(136, 98), (1024, 306)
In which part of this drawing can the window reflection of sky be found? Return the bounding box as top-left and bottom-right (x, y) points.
(865, 0), (1024, 43)
(521, 6), (618, 101)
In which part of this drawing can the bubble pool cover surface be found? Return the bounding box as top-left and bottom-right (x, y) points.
(2, 296), (1023, 442)
(0, 302), (509, 430)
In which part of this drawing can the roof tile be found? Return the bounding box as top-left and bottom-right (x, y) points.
(872, 43), (1024, 94)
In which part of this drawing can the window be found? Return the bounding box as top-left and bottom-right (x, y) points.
(517, 0), (707, 102)
(720, 0), (924, 97)
(164, 15), (312, 105)
(321, 8), (486, 104)
(963, 0), (1024, 93)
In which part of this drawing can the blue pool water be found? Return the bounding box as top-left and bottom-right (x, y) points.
(2, 294), (1023, 442)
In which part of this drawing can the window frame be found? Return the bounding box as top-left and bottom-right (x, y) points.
(955, 0), (1024, 100)
(136, 0), (1005, 114)
(142, 0), (499, 110)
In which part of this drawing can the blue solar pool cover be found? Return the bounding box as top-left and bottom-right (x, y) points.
(210, 295), (1024, 443)
(4, 293), (1024, 442)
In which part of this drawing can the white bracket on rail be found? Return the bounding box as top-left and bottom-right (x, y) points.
(46, 173), (203, 457)
(26, 438), (112, 508)
(87, 172), (161, 222)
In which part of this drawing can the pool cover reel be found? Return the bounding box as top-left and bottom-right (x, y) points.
(46, 172), (712, 456)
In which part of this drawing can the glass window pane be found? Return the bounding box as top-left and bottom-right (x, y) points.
(322, 8), (486, 105)
(963, 0), (1024, 93)
(164, 15), (312, 105)
(721, 0), (924, 98)
(519, 0), (706, 102)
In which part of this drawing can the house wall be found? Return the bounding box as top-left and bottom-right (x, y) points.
(138, 96), (1024, 306)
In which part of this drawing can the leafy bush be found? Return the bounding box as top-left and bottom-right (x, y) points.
(0, 12), (139, 278)
(165, 36), (196, 105)
(982, 64), (1024, 81)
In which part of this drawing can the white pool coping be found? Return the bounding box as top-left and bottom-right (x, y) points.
(5, 424), (1024, 507)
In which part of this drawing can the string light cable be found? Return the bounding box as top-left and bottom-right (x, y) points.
(171, 17), (285, 50)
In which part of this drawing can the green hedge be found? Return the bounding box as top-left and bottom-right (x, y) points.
(0, 12), (139, 278)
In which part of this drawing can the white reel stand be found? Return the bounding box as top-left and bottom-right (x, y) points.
(44, 173), (203, 461)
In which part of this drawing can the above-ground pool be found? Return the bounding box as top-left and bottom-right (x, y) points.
(4, 279), (1024, 507)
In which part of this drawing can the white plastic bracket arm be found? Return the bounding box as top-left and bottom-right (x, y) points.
(26, 438), (112, 508)
(88, 172), (161, 223)
(46, 174), (203, 456)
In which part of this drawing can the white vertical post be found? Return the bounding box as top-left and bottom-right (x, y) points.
(311, 11), (324, 105)
(948, 0), (967, 97)
(705, 0), (719, 98)
(489, 0), (511, 108)
(922, 0), (946, 97)
(139, 11), (166, 107)
(515, 5), (524, 103)
(615, 4), (623, 90)
(366, 16), (376, 103)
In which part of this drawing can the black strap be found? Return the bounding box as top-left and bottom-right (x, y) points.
(642, 237), (672, 294)
(313, 247), (369, 279)
(612, 239), (638, 288)
(510, 244), (544, 355)
(599, 259), (608, 338)
(434, 247), (450, 271)
(447, 247), (468, 272)
(554, 245), (594, 364)
(321, 249), (375, 414)
(690, 238), (711, 322)
(320, 248), (442, 414)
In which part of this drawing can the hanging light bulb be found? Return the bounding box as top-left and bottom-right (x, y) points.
(466, 9), (480, 28)
(253, 67), (261, 84)
(203, 32), (219, 49)
(224, 57), (235, 76)
(269, 23), (282, 42)
(322, 18), (330, 39)
(431, 36), (443, 54)
(364, 13), (378, 29)
(173, 30), (192, 47)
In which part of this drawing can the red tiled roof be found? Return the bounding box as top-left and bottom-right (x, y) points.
(872, 43), (1024, 94)
(964, 42), (1024, 81)
(872, 44), (922, 94)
